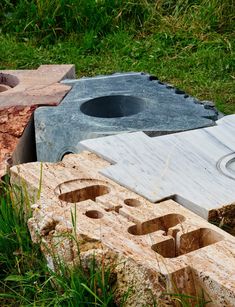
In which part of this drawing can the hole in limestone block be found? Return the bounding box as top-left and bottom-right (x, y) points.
(0, 73), (19, 92)
(85, 210), (103, 219)
(58, 184), (110, 203)
(152, 227), (223, 258)
(178, 227), (224, 255)
(152, 237), (175, 258)
(80, 95), (145, 118)
(124, 198), (141, 207)
(128, 213), (185, 236)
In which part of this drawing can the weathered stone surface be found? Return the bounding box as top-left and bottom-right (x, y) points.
(34, 73), (219, 162)
(11, 152), (235, 306)
(0, 65), (75, 177)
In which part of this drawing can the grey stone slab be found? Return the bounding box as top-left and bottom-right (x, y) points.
(81, 115), (235, 220)
(35, 73), (219, 162)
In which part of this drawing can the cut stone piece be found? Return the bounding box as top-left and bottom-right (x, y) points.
(81, 115), (235, 222)
(34, 72), (219, 162)
(0, 65), (75, 177)
(0, 65), (75, 108)
(10, 152), (235, 306)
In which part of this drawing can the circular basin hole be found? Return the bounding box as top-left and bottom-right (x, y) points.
(124, 198), (141, 207)
(85, 210), (103, 219)
(80, 95), (145, 118)
(0, 73), (19, 92)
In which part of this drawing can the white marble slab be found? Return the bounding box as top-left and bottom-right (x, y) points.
(81, 115), (235, 219)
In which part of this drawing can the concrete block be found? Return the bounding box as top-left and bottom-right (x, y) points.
(10, 152), (235, 306)
(34, 73), (219, 162)
(81, 115), (235, 225)
(0, 65), (75, 177)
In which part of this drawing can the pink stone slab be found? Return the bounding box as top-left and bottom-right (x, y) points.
(0, 65), (75, 177)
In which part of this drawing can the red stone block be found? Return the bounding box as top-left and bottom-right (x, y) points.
(0, 65), (75, 177)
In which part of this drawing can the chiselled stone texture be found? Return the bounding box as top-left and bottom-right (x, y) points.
(0, 65), (75, 177)
(11, 152), (235, 306)
(34, 72), (219, 162)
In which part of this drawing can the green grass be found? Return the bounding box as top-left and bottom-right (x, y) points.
(0, 0), (234, 113)
(0, 179), (124, 306)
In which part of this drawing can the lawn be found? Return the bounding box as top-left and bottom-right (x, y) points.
(0, 0), (234, 113)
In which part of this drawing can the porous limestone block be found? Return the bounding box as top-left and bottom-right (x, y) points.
(10, 151), (235, 306)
